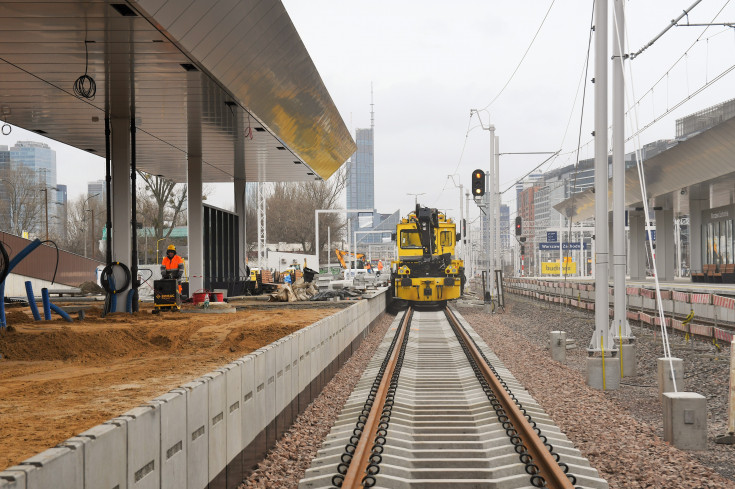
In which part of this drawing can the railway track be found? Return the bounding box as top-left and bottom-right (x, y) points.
(299, 307), (608, 489)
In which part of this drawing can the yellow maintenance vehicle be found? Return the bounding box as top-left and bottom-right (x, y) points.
(392, 205), (464, 306)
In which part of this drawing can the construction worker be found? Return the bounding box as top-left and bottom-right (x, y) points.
(161, 245), (184, 280)
(377, 260), (384, 277)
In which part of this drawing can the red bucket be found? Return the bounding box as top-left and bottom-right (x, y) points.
(210, 292), (224, 302)
(192, 292), (209, 304)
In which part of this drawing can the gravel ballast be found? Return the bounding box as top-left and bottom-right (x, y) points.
(460, 294), (735, 489)
(239, 311), (396, 489)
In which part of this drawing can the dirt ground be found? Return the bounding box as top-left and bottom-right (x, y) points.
(0, 302), (341, 469)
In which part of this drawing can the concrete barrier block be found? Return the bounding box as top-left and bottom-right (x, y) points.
(0, 466), (34, 489)
(263, 346), (277, 450)
(240, 355), (256, 448)
(658, 358), (684, 400)
(251, 349), (268, 439)
(19, 446), (82, 489)
(204, 370), (227, 489)
(290, 333), (300, 422)
(297, 330), (309, 394)
(118, 405), (160, 489)
(180, 379), (209, 489)
(663, 392), (707, 450)
(221, 362), (243, 489)
(150, 391), (187, 489)
(78, 421), (127, 489)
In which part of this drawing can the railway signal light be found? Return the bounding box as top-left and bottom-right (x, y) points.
(471, 169), (485, 197)
(515, 216), (522, 236)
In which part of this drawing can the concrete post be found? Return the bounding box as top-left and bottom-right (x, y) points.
(550, 331), (566, 363)
(629, 211), (646, 280)
(663, 392), (707, 450)
(689, 197), (705, 273)
(655, 209), (675, 282)
(657, 357), (684, 400)
(620, 342), (637, 377)
(586, 356), (620, 390)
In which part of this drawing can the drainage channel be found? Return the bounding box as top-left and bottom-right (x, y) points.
(299, 308), (608, 489)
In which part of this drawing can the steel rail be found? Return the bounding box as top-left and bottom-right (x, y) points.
(444, 307), (575, 489)
(341, 307), (412, 488)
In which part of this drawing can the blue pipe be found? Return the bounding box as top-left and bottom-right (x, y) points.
(0, 239), (44, 329)
(108, 274), (117, 313)
(0, 282), (5, 329)
(50, 303), (73, 323)
(8, 239), (42, 271)
(41, 288), (52, 320)
(25, 282), (41, 321)
(126, 289), (135, 313)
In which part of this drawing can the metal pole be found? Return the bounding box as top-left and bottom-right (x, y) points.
(459, 183), (464, 266)
(315, 210), (320, 272)
(592, 0), (610, 349)
(465, 190), (471, 275)
(560, 214), (564, 279)
(44, 188), (49, 241)
(91, 208), (95, 260)
(488, 126), (496, 295)
(494, 135), (501, 282)
(613, 0), (627, 334)
(327, 226), (331, 274)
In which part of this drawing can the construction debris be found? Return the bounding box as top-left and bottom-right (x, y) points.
(269, 278), (319, 302)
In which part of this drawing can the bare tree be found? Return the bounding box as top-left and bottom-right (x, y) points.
(136, 171), (188, 238)
(265, 167), (348, 260)
(60, 193), (105, 257)
(0, 163), (44, 236)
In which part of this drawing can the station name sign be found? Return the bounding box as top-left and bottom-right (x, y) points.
(539, 242), (588, 250)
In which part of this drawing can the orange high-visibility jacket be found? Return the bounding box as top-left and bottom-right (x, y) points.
(162, 254), (184, 270)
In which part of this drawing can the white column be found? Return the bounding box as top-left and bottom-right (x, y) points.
(187, 72), (204, 293)
(591, 0), (611, 350)
(613, 0), (627, 332)
(488, 126), (496, 294)
(111, 115), (131, 311)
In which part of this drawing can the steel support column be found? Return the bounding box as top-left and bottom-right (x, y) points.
(187, 72), (204, 293)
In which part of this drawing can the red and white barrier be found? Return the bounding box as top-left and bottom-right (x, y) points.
(690, 293), (712, 304)
(713, 295), (735, 309)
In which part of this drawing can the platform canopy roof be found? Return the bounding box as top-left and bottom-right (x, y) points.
(0, 0), (355, 183)
(554, 116), (735, 220)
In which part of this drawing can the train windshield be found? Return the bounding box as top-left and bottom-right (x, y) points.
(400, 230), (422, 249)
(439, 231), (453, 247)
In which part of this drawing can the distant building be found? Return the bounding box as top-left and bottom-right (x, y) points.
(676, 97), (735, 140)
(8, 141), (59, 235)
(346, 126), (375, 241)
(87, 179), (106, 203)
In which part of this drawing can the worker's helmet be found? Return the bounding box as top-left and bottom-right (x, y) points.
(167, 245), (176, 252)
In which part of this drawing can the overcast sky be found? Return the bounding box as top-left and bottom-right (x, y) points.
(2, 0), (733, 227)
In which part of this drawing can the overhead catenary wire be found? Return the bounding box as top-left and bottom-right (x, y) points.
(629, 0), (704, 59)
(481, 0), (557, 110)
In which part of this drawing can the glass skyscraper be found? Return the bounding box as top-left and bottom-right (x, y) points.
(8, 141), (59, 234)
(347, 127), (375, 240)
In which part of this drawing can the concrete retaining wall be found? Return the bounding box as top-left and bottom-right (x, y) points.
(0, 289), (388, 489)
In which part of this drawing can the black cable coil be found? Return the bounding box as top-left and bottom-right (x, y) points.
(444, 309), (580, 488)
